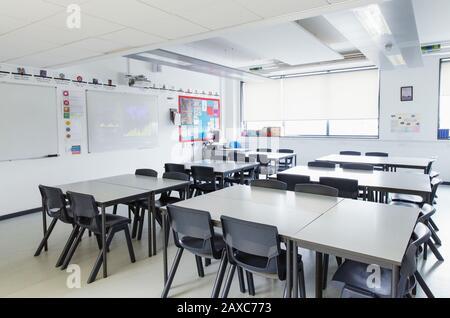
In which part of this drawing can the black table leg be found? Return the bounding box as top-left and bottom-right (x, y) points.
(286, 239), (292, 298)
(151, 192), (156, 256)
(292, 241), (298, 298)
(41, 203), (48, 252)
(315, 252), (323, 298)
(102, 205), (107, 278)
(148, 195), (152, 257)
(162, 209), (168, 283)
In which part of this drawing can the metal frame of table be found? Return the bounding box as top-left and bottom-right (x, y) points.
(245, 151), (298, 167)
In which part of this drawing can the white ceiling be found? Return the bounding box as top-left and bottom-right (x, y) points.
(0, 0), (369, 68)
(413, 0), (450, 44)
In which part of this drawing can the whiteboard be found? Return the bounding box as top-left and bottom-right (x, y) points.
(0, 82), (58, 161)
(86, 90), (158, 153)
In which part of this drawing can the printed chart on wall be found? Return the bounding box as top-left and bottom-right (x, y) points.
(179, 96), (220, 142)
(390, 113), (421, 133)
(61, 89), (86, 154)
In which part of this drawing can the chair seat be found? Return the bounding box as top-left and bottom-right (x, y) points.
(180, 234), (225, 258)
(390, 193), (424, 205)
(195, 183), (221, 193)
(234, 249), (302, 281)
(85, 214), (130, 234)
(49, 207), (73, 224)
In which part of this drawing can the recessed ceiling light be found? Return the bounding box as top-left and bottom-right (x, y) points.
(139, 53), (191, 66)
(353, 4), (392, 38)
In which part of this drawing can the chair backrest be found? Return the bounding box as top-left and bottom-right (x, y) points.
(191, 166), (216, 184)
(278, 149), (294, 154)
(38, 185), (71, 220)
(365, 152), (388, 157)
(308, 161), (336, 169)
(166, 205), (219, 258)
(430, 178), (442, 203)
(294, 184), (339, 197)
(251, 179), (287, 190)
(340, 151), (361, 156)
(425, 161), (434, 174)
(66, 191), (100, 230)
(341, 163), (374, 171)
(220, 215), (283, 279)
(277, 174), (310, 191)
(163, 171), (190, 181)
(249, 153), (270, 165)
(135, 169), (158, 177)
(257, 148), (272, 153)
(164, 163), (186, 174)
(319, 177), (359, 199)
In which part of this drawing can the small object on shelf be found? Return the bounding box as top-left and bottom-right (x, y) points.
(39, 70), (47, 77)
(108, 79), (113, 86)
(59, 73), (66, 79)
(76, 75), (83, 82)
(92, 78), (99, 85)
(170, 108), (181, 126)
(17, 67), (26, 75)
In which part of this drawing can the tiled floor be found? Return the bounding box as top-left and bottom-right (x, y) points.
(0, 187), (449, 298)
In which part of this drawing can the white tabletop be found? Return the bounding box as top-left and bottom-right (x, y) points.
(57, 180), (148, 206)
(292, 199), (420, 267)
(278, 166), (431, 195)
(171, 184), (343, 238)
(246, 151), (296, 161)
(183, 160), (259, 174)
(316, 154), (434, 169)
(96, 174), (190, 193)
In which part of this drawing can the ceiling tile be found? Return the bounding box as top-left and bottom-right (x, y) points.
(0, 15), (29, 36)
(81, 0), (208, 39)
(234, 0), (329, 18)
(8, 51), (80, 68)
(67, 38), (131, 53)
(0, 0), (63, 22)
(43, 0), (94, 6)
(0, 33), (59, 62)
(99, 28), (164, 47)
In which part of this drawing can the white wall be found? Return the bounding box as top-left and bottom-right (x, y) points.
(241, 54), (450, 179)
(0, 57), (237, 216)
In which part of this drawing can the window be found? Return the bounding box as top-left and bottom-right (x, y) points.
(439, 59), (450, 139)
(242, 68), (380, 137)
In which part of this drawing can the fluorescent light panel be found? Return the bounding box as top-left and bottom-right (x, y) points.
(387, 54), (406, 66)
(353, 4), (392, 38)
(139, 53), (191, 66)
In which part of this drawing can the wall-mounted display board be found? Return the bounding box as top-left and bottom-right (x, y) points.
(0, 82), (58, 161)
(86, 90), (158, 153)
(178, 95), (220, 142)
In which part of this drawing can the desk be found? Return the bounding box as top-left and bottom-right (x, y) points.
(316, 154), (434, 172)
(184, 160), (259, 187)
(292, 199), (420, 298)
(278, 166), (431, 201)
(246, 151), (297, 166)
(96, 174), (191, 257)
(56, 180), (149, 281)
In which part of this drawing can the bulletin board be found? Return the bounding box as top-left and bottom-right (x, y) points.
(178, 95), (220, 142)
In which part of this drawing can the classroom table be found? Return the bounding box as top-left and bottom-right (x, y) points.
(96, 174), (191, 257)
(246, 151), (298, 166)
(162, 185), (419, 298)
(161, 185), (344, 290)
(316, 154), (435, 172)
(292, 199), (420, 298)
(278, 165), (432, 202)
(183, 160), (260, 187)
(56, 180), (149, 281)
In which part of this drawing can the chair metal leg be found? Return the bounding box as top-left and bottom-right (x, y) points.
(221, 264), (236, 298)
(61, 228), (86, 270)
(430, 227), (442, 246)
(137, 209), (145, 241)
(205, 258), (212, 267)
(246, 271), (255, 296)
(34, 218), (58, 256)
(423, 243), (428, 260)
(429, 218), (439, 232)
(415, 271), (434, 298)
(131, 207), (140, 239)
(95, 234), (103, 250)
(161, 248), (184, 298)
(87, 227), (116, 284)
(124, 226), (136, 263)
(113, 205), (117, 215)
(336, 256), (342, 266)
(195, 255), (205, 278)
(237, 267), (246, 293)
(55, 225), (80, 267)
(298, 263), (306, 298)
(322, 253), (329, 290)
(211, 251), (228, 298)
(427, 241), (444, 261)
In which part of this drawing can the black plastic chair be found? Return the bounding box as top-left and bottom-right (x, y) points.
(294, 184), (338, 197)
(137, 172), (190, 242)
(278, 149), (294, 171)
(391, 178), (442, 206)
(308, 161), (336, 169)
(162, 206), (226, 298)
(34, 185), (79, 268)
(257, 148), (272, 152)
(277, 174), (310, 191)
(332, 222), (434, 298)
(62, 191), (135, 284)
(340, 151), (361, 156)
(251, 179), (287, 190)
(129, 169), (158, 239)
(220, 215), (306, 298)
(341, 163), (374, 171)
(319, 177), (359, 199)
(191, 166), (221, 196)
(365, 152), (388, 157)
(164, 163), (187, 174)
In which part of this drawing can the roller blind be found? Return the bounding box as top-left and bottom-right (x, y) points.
(283, 69), (379, 120)
(243, 80), (282, 121)
(441, 61), (450, 96)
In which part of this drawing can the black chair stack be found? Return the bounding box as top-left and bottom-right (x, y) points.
(319, 177), (359, 199)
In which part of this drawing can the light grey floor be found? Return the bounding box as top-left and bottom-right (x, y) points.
(0, 187), (449, 298)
